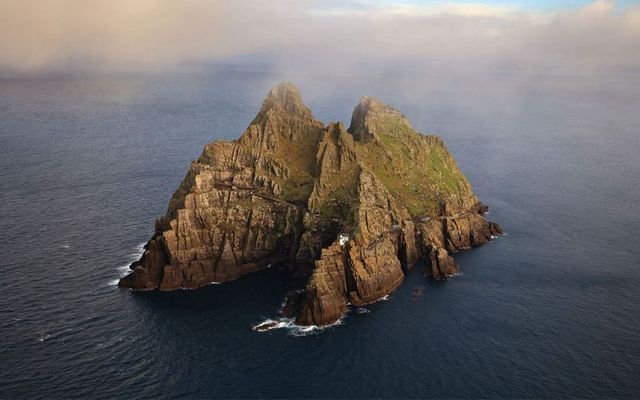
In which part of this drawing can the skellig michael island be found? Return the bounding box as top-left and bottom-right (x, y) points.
(119, 82), (501, 326)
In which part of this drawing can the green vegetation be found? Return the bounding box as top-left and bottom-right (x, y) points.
(282, 179), (314, 205)
(170, 94), (471, 224)
(317, 186), (356, 220)
(356, 110), (469, 217)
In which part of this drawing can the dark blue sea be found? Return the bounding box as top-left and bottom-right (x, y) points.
(1, 66), (639, 398)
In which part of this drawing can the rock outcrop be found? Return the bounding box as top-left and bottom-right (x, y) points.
(119, 82), (501, 326)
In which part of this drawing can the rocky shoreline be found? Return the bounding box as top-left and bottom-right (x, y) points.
(119, 82), (501, 326)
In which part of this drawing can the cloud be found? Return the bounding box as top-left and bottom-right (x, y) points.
(579, 0), (616, 17)
(0, 0), (638, 74)
(0, 0), (232, 71)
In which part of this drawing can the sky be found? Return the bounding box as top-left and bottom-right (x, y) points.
(0, 0), (639, 74)
(319, 0), (639, 12)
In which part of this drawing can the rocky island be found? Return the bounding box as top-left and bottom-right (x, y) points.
(119, 82), (501, 326)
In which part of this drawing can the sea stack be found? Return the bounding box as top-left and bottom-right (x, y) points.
(119, 82), (501, 326)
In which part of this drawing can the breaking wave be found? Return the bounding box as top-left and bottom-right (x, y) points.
(251, 316), (344, 336)
(107, 242), (147, 286)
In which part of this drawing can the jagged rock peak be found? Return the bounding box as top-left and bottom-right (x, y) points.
(257, 82), (311, 117)
(355, 96), (393, 114)
(119, 84), (502, 328)
(348, 96), (410, 141)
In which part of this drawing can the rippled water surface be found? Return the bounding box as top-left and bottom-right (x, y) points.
(1, 67), (639, 398)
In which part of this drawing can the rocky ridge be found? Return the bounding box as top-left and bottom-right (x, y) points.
(119, 82), (501, 326)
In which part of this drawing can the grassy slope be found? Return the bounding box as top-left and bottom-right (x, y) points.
(355, 110), (470, 217)
(165, 96), (472, 225)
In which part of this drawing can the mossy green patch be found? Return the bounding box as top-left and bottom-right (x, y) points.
(355, 112), (469, 218)
(282, 179), (314, 205)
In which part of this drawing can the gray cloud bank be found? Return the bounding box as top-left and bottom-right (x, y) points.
(0, 0), (639, 74)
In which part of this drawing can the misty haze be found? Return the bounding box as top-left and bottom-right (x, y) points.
(0, 1), (639, 399)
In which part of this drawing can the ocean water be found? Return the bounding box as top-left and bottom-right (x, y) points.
(0, 66), (638, 398)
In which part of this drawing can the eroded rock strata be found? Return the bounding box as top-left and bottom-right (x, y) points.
(119, 82), (501, 325)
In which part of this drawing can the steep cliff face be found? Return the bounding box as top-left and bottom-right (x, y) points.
(119, 83), (323, 290)
(120, 83), (501, 325)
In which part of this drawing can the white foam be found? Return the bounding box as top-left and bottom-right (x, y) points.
(355, 307), (370, 314)
(290, 317), (344, 337)
(377, 295), (390, 302)
(297, 325), (316, 334)
(251, 316), (344, 336)
(61, 244), (70, 249)
(128, 242), (146, 261)
(38, 333), (51, 342)
(110, 242), (148, 286)
(252, 318), (295, 332)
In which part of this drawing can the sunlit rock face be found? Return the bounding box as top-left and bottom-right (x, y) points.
(119, 82), (501, 325)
